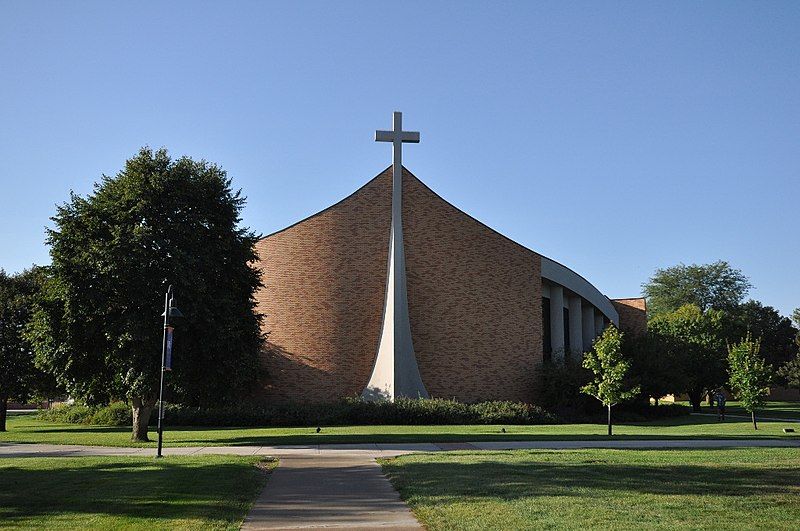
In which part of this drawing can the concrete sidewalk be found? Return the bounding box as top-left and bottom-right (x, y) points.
(1, 438), (799, 458)
(242, 453), (422, 530)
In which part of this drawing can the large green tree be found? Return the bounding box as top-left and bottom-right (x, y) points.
(0, 268), (55, 431)
(778, 354), (800, 392)
(581, 325), (640, 436)
(648, 304), (727, 412)
(624, 332), (685, 405)
(28, 148), (264, 441)
(642, 261), (751, 316)
(726, 300), (797, 369)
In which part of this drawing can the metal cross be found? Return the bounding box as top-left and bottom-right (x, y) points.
(375, 111), (420, 173)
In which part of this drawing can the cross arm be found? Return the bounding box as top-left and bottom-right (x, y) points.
(375, 130), (421, 143)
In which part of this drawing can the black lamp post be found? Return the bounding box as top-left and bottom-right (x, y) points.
(157, 284), (183, 458)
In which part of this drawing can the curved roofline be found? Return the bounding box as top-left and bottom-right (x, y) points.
(406, 169), (618, 323)
(259, 165), (619, 322)
(259, 166), (393, 240)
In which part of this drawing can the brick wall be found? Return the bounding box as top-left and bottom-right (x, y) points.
(254, 166), (543, 404)
(611, 298), (648, 337)
(404, 172), (542, 403)
(253, 169), (392, 403)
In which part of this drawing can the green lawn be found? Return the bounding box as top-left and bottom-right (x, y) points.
(722, 401), (800, 420)
(1, 412), (798, 447)
(0, 455), (274, 530)
(380, 447), (800, 530)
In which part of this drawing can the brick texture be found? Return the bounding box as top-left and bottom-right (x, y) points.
(611, 298), (648, 337)
(253, 170), (391, 403)
(404, 173), (542, 403)
(254, 167), (543, 404)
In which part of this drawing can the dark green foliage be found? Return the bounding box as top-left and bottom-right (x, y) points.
(38, 402), (132, 426)
(38, 403), (94, 424)
(623, 332), (685, 404)
(0, 268), (60, 431)
(642, 261), (751, 316)
(89, 401), (133, 426)
(538, 359), (598, 416)
(38, 398), (559, 427)
(778, 354), (800, 391)
(726, 300), (798, 369)
(648, 304), (727, 412)
(27, 148), (264, 439)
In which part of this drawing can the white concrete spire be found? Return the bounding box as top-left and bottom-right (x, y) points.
(363, 112), (429, 401)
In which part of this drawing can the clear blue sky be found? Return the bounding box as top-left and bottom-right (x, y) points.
(1, 2), (798, 316)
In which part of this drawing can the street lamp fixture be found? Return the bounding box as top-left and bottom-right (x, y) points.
(157, 284), (183, 458)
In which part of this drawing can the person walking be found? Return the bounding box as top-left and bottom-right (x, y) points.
(715, 389), (727, 421)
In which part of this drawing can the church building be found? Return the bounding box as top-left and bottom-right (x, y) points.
(253, 113), (646, 404)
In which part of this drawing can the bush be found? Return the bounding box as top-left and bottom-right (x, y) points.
(160, 397), (559, 427)
(538, 359), (601, 420)
(38, 398), (558, 427)
(38, 401), (132, 426)
(38, 403), (94, 424)
(90, 401), (132, 426)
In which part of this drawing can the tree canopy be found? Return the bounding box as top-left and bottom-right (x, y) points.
(726, 300), (797, 369)
(642, 261), (751, 316)
(0, 268), (57, 431)
(28, 147), (264, 440)
(648, 304), (727, 412)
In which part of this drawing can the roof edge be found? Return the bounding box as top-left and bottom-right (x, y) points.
(258, 165), (392, 241)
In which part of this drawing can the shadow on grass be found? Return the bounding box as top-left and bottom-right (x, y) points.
(381, 450), (800, 504)
(0, 457), (266, 524)
(5, 414), (798, 447)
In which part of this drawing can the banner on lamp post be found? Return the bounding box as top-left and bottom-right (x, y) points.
(165, 326), (174, 371)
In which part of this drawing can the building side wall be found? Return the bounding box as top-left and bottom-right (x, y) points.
(253, 169), (392, 403)
(404, 171), (543, 403)
(611, 298), (648, 337)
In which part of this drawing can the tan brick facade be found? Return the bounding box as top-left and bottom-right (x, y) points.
(611, 298), (648, 337)
(254, 167), (543, 403)
(404, 175), (542, 403)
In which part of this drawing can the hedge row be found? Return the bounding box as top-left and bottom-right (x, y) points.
(38, 398), (560, 427)
(38, 401), (131, 426)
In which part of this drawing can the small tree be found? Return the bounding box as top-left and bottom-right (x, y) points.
(582, 325), (640, 436)
(727, 333), (772, 430)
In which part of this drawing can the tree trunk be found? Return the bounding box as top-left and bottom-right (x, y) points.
(131, 396), (155, 442)
(752, 411), (758, 431)
(0, 396), (8, 432)
(688, 391), (703, 413)
(607, 404), (613, 436)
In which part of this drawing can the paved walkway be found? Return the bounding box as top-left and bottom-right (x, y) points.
(242, 453), (422, 530)
(2, 438), (799, 458)
(3, 439), (799, 530)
